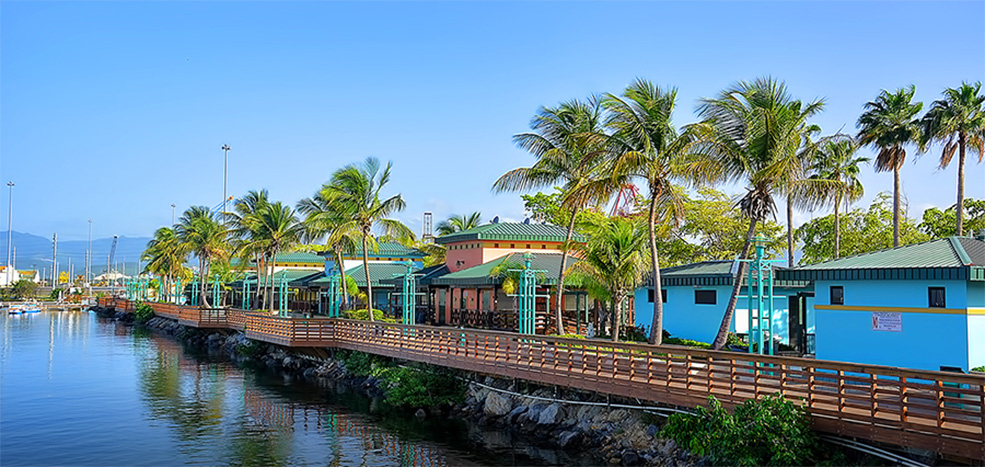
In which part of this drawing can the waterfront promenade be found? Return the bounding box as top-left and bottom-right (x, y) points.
(99, 297), (985, 461)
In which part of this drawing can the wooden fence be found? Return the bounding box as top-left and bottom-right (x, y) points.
(96, 297), (985, 460)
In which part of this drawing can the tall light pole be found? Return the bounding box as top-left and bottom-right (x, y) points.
(171, 203), (176, 225)
(221, 144), (231, 222)
(86, 219), (92, 293)
(5, 182), (13, 285)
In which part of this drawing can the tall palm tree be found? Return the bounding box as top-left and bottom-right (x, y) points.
(298, 186), (361, 311)
(323, 157), (414, 318)
(604, 79), (715, 345)
(436, 212), (483, 236)
(801, 138), (869, 259)
(566, 216), (649, 342)
(857, 86), (923, 247)
(493, 98), (615, 336)
(176, 206), (228, 308)
(921, 82), (985, 235)
(229, 190), (270, 309)
(252, 202), (304, 314)
(697, 77), (825, 350)
(141, 226), (190, 303)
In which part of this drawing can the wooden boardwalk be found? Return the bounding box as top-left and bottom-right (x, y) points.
(100, 297), (985, 461)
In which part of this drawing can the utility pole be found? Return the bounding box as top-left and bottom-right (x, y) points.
(86, 219), (92, 295)
(52, 233), (58, 286)
(6, 182), (13, 285)
(171, 204), (176, 225)
(221, 144), (231, 224)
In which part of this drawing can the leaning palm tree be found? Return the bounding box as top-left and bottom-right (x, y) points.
(298, 186), (361, 311)
(252, 202), (304, 314)
(176, 206), (228, 308)
(801, 138), (869, 259)
(141, 226), (191, 303)
(857, 86), (923, 247)
(493, 97), (615, 336)
(697, 77), (824, 350)
(566, 216), (649, 342)
(921, 82), (985, 235)
(322, 157), (414, 318)
(604, 79), (716, 345)
(436, 212), (483, 236)
(228, 190), (270, 309)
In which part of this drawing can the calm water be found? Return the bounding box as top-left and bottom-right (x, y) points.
(1, 311), (588, 466)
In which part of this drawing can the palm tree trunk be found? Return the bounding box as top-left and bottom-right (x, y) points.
(201, 258), (211, 308)
(646, 195), (664, 345)
(254, 253), (262, 309)
(336, 250), (348, 311)
(893, 165), (901, 247)
(554, 208), (578, 336)
(362, 233), (373, 321)
(956, 132), (966, 236)
(834, 192), (841, 259)
(787, 194), (794, 268)
(612, 293), (623, 343)
(269, 257), (276, 314)
(711, 219), (758, 350)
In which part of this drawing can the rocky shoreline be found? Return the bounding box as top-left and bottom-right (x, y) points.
(94, 306), (710, 466)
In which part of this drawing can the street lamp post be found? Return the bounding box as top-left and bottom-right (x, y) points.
(221, 144), (231, 222)
(87, 219), (92, 296)
(5, 182), (13, 285)
(171, 203), (176, 225)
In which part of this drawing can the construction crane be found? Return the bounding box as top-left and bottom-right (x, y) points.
(609, 184), (641, 217)
(107, 235), (118, 288)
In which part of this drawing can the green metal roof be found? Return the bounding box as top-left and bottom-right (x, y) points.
(435, 222), (585, 245)
(233, 269), (323, 287)
(642, 260), (809, 288)
(309, 262), (408, 288)
(270, 252), (325, 263)
(780, 236), (985, 282)
(378, 263), (450, 287)
(430, 252), (572, 286)
(316, 242), (425, 259)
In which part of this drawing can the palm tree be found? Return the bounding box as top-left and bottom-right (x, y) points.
(921, 82), (985, 236)
(604, 79), (716, 345)
(141, 226), (190, 303)
(493, 98), (615, 336)
(801, 138), (869, 259)
(566, 216), (649, 342)
(697, 77), (824, 350)
(252, 202), (304, 313)
(228, 190), (270, 309)
(322, 157), (414, 318)
(176, 206), (228, 308)
(436, 212), (483, 236)
(298, 186), (361, 312)
(857, 86), (923, 247)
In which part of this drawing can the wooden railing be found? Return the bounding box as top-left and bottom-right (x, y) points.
(99, 299), (985, 460)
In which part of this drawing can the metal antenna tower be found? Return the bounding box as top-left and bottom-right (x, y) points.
(422, 211), (433, 243)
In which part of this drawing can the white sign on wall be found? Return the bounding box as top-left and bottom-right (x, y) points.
(872, 312), (902, 332)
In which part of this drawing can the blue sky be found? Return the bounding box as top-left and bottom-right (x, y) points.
(2, 1), (983, 242)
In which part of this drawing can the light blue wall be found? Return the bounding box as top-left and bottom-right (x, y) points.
(634, 284), (796, 345)
(814, 279), (970, 372)
(967, 282), (985, 370)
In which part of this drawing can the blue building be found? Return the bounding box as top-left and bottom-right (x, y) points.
(634, 261), (813, 352)
(781, 236), (985, 372)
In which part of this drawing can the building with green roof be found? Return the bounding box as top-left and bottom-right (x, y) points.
(778, 236), (985, 372)
(633, 261), (812, 352)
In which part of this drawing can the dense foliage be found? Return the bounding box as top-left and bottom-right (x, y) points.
(339, 351), (464, 408)
(10, 280), (38, 299)
(662, 394), (817, 466)
(919, 199), (985, 238)
(134, 302), (155, 324)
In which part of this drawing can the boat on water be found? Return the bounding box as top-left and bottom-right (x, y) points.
(7, 301), (42, 315)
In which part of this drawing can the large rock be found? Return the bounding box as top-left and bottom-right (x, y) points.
(558, 430), (581, 449)
(538, 403), (565, 425)
(483, 391), (512, 417)
(507, 405), (528, 423)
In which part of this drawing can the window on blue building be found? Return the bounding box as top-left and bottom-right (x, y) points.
(830, 286), (844, 305)
(694, 290), (716, 305)
(647, 289), (667, 303)
(928, 287), (946, 308)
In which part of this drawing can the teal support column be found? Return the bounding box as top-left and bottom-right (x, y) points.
(244, 280), (251, 310)
(191, 279), (199, 306)
(212, 274), (220, 308)
(394, 262), (421, 325)
(743, 236), (779, 355)
(508, 253), (549, 335)
(327, 270), (341, 318)
(278, 277), (288, 317)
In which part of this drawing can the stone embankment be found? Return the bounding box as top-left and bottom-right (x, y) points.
(94, 306), (704, 466)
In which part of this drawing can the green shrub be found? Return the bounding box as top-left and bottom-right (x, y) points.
(134, 302), (155, 324)
(379, 364), (465, 408)
(664, 337), (712, 349)
(662, 393), (817, 466)
(236, 339), (266, 357)
(340, 350), (391, 377)
(342, 308), (396, 323)
(553, 333), (586, 339)
(973, 365), (985, 373)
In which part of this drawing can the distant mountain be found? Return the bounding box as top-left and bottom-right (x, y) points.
(0, 231), (151, 276)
